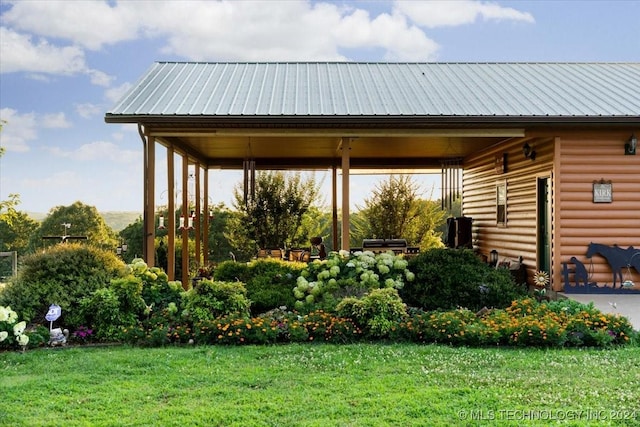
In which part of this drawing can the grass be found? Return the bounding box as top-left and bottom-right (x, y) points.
(1, 344), (639, 427)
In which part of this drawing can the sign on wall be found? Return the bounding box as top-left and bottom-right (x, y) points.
(593, 179), (612, 203)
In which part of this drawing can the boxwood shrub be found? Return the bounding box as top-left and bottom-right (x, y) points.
(400, 248), (526, 311)
(215, 259), (306, 315)
(0, 243), (126, 326)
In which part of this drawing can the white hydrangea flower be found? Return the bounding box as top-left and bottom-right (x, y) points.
(338, 249), (350, 258)
(13, 321), (26, 336)
(377, 264), (390, 274)
(405, 271), (415, 282)
(317, 270), (331, 280)
(329, 265), (340, 277)
(7, 308), (17, 323)
(393, 259), (408, 270)
(0, 306), (8, 322)
(0, 331), (8, 342)
(17, 334), (29, 347)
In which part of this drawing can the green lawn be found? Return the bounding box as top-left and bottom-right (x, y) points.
(1, 344), (639, 426)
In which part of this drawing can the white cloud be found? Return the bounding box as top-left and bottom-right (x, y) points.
(0, 27), (87, 75)
(42, 113), (72, 129)
(0, 108), (37, 152)
(75, 103), (103, 119)
(394, 0), (534, 28)
(105, 82), (134, 105)
(0, 27), (115, 85)
(0, 108), (76, 152)
(1, 0), (140, 51)
(118, 0), (438, 61)
(45, 141), (139, 164)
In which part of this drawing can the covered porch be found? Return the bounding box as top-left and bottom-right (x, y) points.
(105, 62), (640, 290)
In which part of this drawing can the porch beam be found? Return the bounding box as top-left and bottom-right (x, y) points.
(148, 128), (525, 138)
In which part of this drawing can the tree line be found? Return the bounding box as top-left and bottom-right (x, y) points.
(1, 171), (459, 278)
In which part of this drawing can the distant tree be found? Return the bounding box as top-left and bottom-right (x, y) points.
(0, 198), (39, 256)
(226, 171), (320, 260)
(0, 119), (5, 158)
(296, 206), (333, 251)
(359, 175), (446, 249)
(360, 175), (419, 240)
(207, 204), (235, 263)
(29, 201), (118, 251)
(349, 210), (372, 249)
(118, 216), (144, 263)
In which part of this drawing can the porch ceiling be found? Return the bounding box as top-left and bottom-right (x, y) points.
(146, 126), (521, 169)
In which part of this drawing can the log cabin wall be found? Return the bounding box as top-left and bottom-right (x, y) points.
(463, 132), (640, 292)
(463, 137), (555, 288)
(555, 132), (640, 290)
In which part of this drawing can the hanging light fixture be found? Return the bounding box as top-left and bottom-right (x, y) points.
(178, 216), (185, 230)
(625, 133), (637, 155)
(188, 210), (195, 229)
(522, 143), (536, 161)
(158, 214), (166, 230)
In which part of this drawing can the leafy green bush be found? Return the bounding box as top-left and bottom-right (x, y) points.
(213, 260), (250, 283)
(294, 250), (414, 312)
(215, 259), (306, 315)
(0, 244), (125, 325)
(181, 280), (250, 323)
(127, 259), (183, 313)
(336, 288), (407, 338)
(75, 259), (184, 341)
(77, 288), (123, 341)
(26, 325), (50, 349)
(401, 248), (525, 311)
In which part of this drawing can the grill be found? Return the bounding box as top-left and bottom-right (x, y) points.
(357, 239), (419, 257)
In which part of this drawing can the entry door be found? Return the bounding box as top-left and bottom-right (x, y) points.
(537, 177), (552, 273)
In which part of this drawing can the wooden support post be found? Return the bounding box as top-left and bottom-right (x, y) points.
(203, 168), (210, 265)
(195, 163), (201, 268)
(145, 137), (155, 267)
(181, 156), (190, 289)
(332, 165), (338, 252)
(341, 138), (350, 251)
(167, 147), (175, 281)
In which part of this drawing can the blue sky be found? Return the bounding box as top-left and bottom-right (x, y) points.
(1, 0), (639, 214)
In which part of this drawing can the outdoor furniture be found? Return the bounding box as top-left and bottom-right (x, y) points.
(288, 249), (309, 262)
(257, 249), (284, 259)
(362, 239), (408, 255)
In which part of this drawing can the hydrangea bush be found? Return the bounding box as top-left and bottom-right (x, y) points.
(0, 305), (29, 350)
(293, 250), (415, 311)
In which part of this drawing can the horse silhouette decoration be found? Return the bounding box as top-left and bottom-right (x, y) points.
(563, 243), (640, 294)
(586, 243), (639, 288)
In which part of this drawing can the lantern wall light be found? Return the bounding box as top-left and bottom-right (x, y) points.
(625, 133), (637, 155)
(522, 143), (536, 161)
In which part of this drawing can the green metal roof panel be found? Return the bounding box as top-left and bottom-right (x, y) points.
(107, 62), (640, 118)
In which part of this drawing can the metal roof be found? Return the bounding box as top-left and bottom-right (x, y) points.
(106, 62), (640, 120)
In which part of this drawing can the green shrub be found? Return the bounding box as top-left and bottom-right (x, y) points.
(181, 280), (250, 323)
(0, 244), (125, 325)
(77, 288), (123, 341)
(401, 248), (525, 311)
(336, 288), (407, 338)
(213, 260), (250, 283)
(26, 325), (51, 349)
(215, 259), (305, 315)
(294, 250), (413, 312)
(126, 259), (184, 311)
